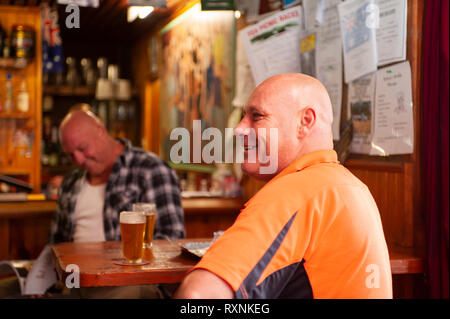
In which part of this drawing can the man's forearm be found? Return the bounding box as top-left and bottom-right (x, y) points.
(174, 269), (235, 299)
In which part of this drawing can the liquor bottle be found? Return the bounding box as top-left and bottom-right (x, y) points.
(2, 37), (10, 58)
(41, 116), (52, 166)
(48, 126), (59, 167)
(0, 23), (6, 56)
(4, 73), (13, 113)
(16, 80), (29, 113)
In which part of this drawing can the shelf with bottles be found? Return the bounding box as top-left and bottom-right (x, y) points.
(1, 6), (42, 193)
(1, 20), (36, 67)
(0, 125), (35, 172)
(0, 70), (33, 115)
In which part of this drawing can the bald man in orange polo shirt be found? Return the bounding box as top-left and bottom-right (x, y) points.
(175, 74), (393, 299)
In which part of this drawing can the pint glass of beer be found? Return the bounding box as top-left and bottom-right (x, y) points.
(132, 203), (157, 248)
(119, 211), (146, 263)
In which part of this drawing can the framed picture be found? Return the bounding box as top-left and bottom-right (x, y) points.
(158, 8), (236, 161)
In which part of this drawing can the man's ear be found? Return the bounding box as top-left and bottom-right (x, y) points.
(297, 107), (316, 139)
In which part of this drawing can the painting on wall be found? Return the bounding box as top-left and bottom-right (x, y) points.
(159, 6), (235, 162)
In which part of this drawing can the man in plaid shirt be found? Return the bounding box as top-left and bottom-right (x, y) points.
(49, 107), (185, 245)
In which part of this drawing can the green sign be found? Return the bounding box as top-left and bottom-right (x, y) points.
(201, 0), (235, 10)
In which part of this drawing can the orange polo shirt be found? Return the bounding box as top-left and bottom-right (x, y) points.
(193, 150), (393, 298)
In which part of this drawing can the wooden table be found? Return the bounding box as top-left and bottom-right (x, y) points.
(51, 239), (204, 287)
(389, 247), (425, 275)
(52, 238), (425, 288)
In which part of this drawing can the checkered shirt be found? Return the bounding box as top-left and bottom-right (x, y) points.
(49, 139), (185, 244)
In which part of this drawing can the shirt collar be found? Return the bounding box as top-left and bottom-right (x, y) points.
(270, 149), (340, 183)
(115, 138), (132, 165)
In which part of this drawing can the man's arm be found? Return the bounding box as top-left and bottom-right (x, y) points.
(48, 174), (76, 244)
(173, 269), (235, 299)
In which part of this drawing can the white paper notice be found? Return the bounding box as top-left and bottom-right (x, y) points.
(302, 0), (320, 31)
(338, 0), (378, 83)
(375, 0), (407, 66)
(232, 35), (256, 107)
(300, 32), (316, 77)
(315, 0), (343, 141)
(241, 6), (303, 85)
(23, 245), (58, 295)
(371, 61), (414, 155)
(348, 73), (376, 154)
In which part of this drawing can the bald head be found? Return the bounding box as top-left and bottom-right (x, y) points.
(59, 108), (102, 135)
(59, 108), (122, 182)
(255, 73), (334, 131)
(235, 73), (334, 180)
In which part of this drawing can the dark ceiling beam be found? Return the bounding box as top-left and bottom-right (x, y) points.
(98, 0), (127, 32)
(95, 0), (124, 35)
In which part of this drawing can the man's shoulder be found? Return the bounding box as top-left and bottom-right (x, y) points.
(253, 163), (367, 204)
(124, 146), (173, 171)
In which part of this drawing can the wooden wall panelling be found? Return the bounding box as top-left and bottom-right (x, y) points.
(0, 219), (10, 260)
(185, 212), (239, 238)
(8, 215), (52, 259)
(346, 0), (425, 252)
(1, 201), (54, 260)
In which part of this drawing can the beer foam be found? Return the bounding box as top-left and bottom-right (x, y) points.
(120, 211), (146, 224)
(132, 203), (156, 213)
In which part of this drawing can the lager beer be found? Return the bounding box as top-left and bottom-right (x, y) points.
(132, 203), (157, 248)
(120, 211), (146, 263)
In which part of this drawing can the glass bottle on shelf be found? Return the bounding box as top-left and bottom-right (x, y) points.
(81, 58), (96, 86)
(0, 24), (6, 56)
(42, 95), (54, 112)
(2, 37), (10, 58)
(48, 126), (59, 167)
(4, 73), (13, 113)
(16, 80), (29, 113)
(98, 101), (107, 126)
(41, 116), (52, 166)
(65, 56), (80, 86)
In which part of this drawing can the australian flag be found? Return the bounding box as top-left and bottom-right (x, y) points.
(42, 5), (64, 74)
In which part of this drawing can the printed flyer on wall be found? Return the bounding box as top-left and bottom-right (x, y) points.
(240, 6), (304, 85)
(338, 0), (378, 83)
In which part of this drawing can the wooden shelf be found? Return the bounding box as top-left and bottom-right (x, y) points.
(43, 85), (96, 96)
(0, 112), (32, 119)
(0, 168), (32, 175)
(43, 85), (139, 97)
(0, 57), (29, 69)
(389, 245), (425, 275)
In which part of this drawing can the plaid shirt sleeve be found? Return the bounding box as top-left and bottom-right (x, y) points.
(48, 170), (82, 244)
